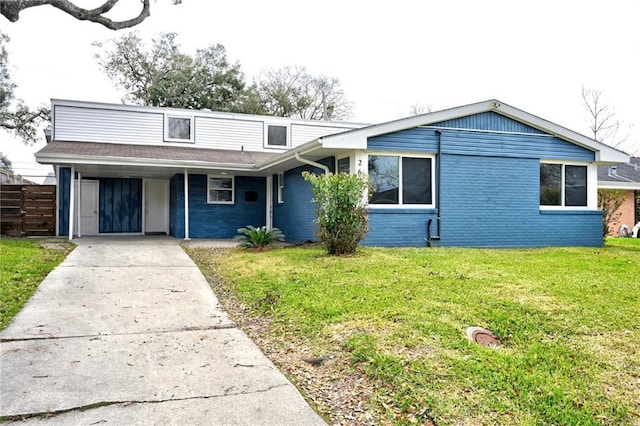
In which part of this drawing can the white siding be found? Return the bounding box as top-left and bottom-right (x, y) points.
(195, 116), (265, 151)
(291, 124), (355, 147)
(54, 105), (164, 145)
(53, 101), (365, 152)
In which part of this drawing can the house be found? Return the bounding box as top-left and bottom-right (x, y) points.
(0, 168), (37, 185)
(597, 158), (640, 236)
(36, 99), (629, 247)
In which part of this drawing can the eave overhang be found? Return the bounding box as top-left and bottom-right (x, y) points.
(320, 99), (630, 164)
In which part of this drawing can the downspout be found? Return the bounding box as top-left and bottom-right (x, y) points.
(295, 152), (330, 175)
(427, 130), (443, 246)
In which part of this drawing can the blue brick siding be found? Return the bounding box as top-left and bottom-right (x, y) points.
(364, 115), (601, 247)
(58, 167), (71, 235)
(437, 155), (602, 247)
(169, 174), (266, 238)
(363, 209), (437, 247)
(364, 155), (602, 247)
(273, 157), (334, 243)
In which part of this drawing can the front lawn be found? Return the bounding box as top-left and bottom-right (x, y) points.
(186, 239), (640, 425)
(0, 238), (74, 330)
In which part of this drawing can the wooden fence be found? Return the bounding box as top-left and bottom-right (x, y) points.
(1, 185), (56, 237)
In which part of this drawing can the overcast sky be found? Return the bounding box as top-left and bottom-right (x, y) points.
(1, 0), (639, 182)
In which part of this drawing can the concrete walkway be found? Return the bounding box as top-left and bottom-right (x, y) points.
(1, 237), (325, 425)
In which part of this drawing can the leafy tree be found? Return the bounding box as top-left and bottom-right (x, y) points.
(0, 32), (49, 145)
(95, 33), (353, 120)
(1, 152), (12, 171)
(302, 171), (370, 255)
(0, 0), (181, 30)
(94, 32), (248, 112)
(254, 66), (352, 120)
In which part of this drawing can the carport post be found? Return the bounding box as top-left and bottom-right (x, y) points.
(68, 165), (75, 241)
(183, 169), (190, 240)
(77, 172), (82, 238)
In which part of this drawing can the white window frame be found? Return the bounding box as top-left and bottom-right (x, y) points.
(539, 160), (596, 210)
(367, 152), (436, 209)
(164, 114), (194, 143)
(277, 173), (284, 204)
(264, 123), (289, 148)
(336, 156), (351, 174)
(207, 175), (234, 204)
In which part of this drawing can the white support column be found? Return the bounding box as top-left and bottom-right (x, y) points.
(55, 165), (60, 236)
(68, 165), (75, 241)
(77, 173), (82, 238)
(183, 169), (190, 240)
(265, 175), (273, 230)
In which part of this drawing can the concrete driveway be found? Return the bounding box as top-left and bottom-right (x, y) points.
(0, 237), (325, 425)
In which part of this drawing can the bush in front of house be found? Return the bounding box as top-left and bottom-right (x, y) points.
(236, 225), (285, 250)
(303, 171), (370, 255)
(598, 189), (626, 240)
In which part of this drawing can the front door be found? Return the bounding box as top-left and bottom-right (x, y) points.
(78, 180), (98, 236)
(145, 179), (169, 235)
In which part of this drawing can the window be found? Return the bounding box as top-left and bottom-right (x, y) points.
(266, 124), (288, 147)
(337, 157), (350, 174)
(208, 175), (234, 204)
(277, 173), (284, 204)
(165, 115), (193, 142)
(540, 163), (587, 207)
(368, 155), (433, 206)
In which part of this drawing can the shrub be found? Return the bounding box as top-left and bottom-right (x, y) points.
(598, 189), (626, 239)
(236, 225), (285, 250)
(302, 171), (370, 255)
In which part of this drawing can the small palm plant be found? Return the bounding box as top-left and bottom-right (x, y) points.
(236, 225), (285, 250)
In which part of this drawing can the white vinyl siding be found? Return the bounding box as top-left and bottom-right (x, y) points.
(290, 124), (355, 147)
(196, 117), (264, 151)
(54, 105), (163, 145)
(53, 101), (365, 151)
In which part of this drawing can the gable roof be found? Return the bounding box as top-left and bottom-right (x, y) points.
(598, 157), (640, 190)
(319, 99), (629, 164)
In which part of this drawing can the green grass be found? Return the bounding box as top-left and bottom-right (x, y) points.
(188, 240), (640, 425)
(0, 238), (73, 330)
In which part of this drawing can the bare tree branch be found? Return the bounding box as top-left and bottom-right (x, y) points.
(1, 0), (153, 30)
(581, 85), (628, 149)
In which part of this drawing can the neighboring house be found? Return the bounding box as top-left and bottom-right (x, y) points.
(42, 172), (57, 185)
(0, 168), (36, 185)
(597, 158), (640, 236)
(36, 99), (629, 247)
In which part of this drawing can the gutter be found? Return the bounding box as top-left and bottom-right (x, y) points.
(295, 152), (330, 175)
(34, 154), (258, 172)
(256, 138), (323, 170)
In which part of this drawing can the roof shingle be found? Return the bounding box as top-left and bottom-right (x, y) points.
(37, 141), (278, 166)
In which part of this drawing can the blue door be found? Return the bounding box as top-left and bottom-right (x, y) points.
(99, 178), (142, 233)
